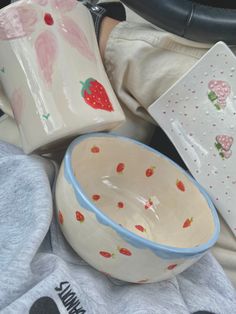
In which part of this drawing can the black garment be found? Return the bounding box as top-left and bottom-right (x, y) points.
(81, 1), (126, 40)
(150, 127), (187, 170)
(192, 311), (216, 314)
(0, 0), (11, 9)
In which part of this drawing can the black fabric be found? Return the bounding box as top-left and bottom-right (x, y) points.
(82, 1), (126, 40)
(0, 0), (11, 9)
(121, 0), (236, 44)
(192, 311), (216, 314)
(150, 127), (187, 170)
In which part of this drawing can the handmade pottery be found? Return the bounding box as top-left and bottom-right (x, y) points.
(55, 133), (220, 283)
(0, 107), (155, 151)
(148, 41), (236, 236)
(0, 0), (125, 153)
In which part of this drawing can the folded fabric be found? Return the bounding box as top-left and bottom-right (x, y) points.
(0, 141), (235, 314)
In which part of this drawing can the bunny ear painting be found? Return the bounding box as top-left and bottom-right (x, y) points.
(0, 0), (95, 85)
(0, 4), (37, 39)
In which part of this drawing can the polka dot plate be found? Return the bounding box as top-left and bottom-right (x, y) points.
(149, 41), (236, 236)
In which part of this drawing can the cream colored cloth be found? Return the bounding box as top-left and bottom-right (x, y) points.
(212, 215), (236, 288)
(104, 21), (236, 288)
(104, 21), (210, 121)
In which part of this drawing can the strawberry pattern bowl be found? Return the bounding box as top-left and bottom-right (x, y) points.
(55, 133), (220, 283)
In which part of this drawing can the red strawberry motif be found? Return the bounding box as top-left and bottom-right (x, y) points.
(80, 78), (114, 112)
(92, 194), (100, 201)
(216, 135), (233, 151)
(183, 217), (193, 228)
(167, 264), (177, 270)
(222, 150), (232, 159)
(44, 13), (54, 25)
(75, 211), (85, 222)
(58, 210), (64, 225)
(118, 247), (132, 256)
(99, 251), (114, 258)
(215, 135), (233, 159)
(176, 179), (185, 192)
(145, 199), (153, 209)
(208, 80), (231, 110)
(135, 225), (146, 232)
(145, 166), (155, 177)
(117, 202), (124, 208)
(91, 146), (100, 153)
(116, 162), (125, 173)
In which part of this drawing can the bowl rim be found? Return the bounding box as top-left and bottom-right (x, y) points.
(64, 132), (220, 257)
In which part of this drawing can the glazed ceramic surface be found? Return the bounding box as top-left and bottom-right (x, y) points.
(0, 0), (125, 153)
(148, 41), (236, 236)
(0, 106), (155, 152)
(55, 133), (219, 283)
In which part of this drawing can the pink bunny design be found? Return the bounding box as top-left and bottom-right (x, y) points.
(215, 135), (234, 159)
(208, 80), (231, 110)
(0, 0), (95, 85)
(11, 88), (24, 124)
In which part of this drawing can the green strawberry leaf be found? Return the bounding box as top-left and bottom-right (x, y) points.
(208, 91), (217, 102)
(215, 142), (222, 150)
(214, 103), (221, 110)
(219, 152), (225, 159)
(80, 77), (95, 96)
(42, 113), (50, 120)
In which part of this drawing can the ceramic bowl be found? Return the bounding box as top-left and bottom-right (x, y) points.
(55, 133), (220, 283)
(148, 41), (236, 236)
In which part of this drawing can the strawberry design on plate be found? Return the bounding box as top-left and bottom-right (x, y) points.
(144, 198), (153, 209)
(145, 166), (156, 177)
(80, 77), (114, 112)
(91, 145), (100, 153)
(116, 162), (125, 173)
(92, 194), (101, 201)
(208, 80), (231, 110)
(99, 251), (114, 258)
(135, 225), (146, 232)
(183, 217), (193, 228)
(75, 210), (85, 222)
(117, 201), (124, 208)
(176, 179), (185, 192)
(215, 135), (233, 159)
(118, 247), (132, 256)
(167, 264), (177, 270)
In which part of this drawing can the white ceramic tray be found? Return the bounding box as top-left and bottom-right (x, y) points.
(148, 42), (236, 236)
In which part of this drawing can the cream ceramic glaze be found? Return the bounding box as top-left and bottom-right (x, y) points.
(148, 42), (236, 236)
(0, 107), (155, 151)
(0, 0), (125, 153)
(55, 133), (220, 283)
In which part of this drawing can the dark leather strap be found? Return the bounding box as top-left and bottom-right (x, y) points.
(121, 0), (236, 44)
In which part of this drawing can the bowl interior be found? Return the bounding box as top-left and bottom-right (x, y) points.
(71, 136), (216, 248)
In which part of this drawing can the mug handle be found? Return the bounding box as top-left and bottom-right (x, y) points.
(0, 83), (14, 118)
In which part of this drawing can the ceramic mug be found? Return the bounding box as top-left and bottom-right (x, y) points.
(0, 0), (125, 153)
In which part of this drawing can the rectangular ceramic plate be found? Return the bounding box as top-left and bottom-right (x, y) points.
(148, 42), (236, 236)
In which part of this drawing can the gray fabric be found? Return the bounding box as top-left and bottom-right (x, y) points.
(0, 140), (236, 314)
